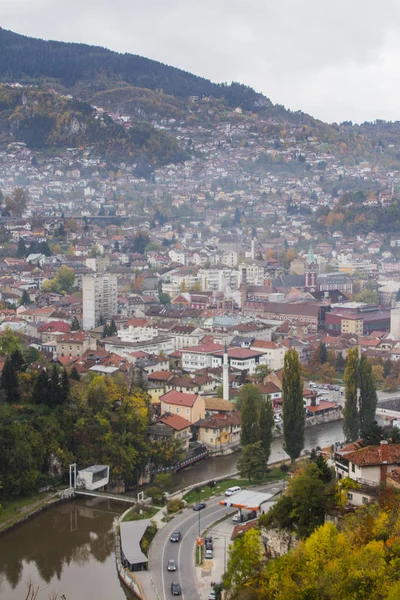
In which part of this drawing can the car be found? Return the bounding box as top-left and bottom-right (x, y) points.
(170, 531), (181, 543)
(204, 534), (213, 544)
(225, 485), (241, 496)
(208, 591), (217, 600)
(167, 559), (177, 571)
(193, 502), (206, 511)
(205, 548), (213, 559)
(171, 582), (182, 596)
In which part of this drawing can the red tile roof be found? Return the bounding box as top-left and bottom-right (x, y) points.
(147, 371), (174, 382)
(160, 390), (200, 407)
(158, 414), (191, 431)
(345, 443), (400, 467)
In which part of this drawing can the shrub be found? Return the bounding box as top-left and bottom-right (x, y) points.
(167, 499), (185, 513)
(280, 464), (289, 472)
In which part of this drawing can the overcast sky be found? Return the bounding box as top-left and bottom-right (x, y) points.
(2, 0), (400, 123)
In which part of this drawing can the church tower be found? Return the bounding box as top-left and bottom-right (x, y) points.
(304, 245), (317, 291)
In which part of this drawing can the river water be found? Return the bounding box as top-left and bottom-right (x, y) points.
(0, 420), (344, 600)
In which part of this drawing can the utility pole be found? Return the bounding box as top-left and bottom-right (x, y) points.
(198, 508), (201, 537)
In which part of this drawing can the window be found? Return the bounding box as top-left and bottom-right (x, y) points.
(348, 493), (353, 501)
(351, 463), (355, 472)
(362, 496), (369, 505)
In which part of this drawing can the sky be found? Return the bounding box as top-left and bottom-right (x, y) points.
(2, 0), (400, 124)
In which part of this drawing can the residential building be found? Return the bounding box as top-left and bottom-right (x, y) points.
(82, 273), (117, 330)
(147, 413), (192, 451)
(56, 331), (96, 359)
(160, 390), (206, 423)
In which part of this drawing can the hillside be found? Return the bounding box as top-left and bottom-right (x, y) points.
(0, 84), (188, 171)
(0, 27), (271, 112)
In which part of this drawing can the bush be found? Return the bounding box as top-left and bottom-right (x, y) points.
(147, 486), (165, 504)
(280, 464), (289, 472)
(140, 521), (158, 556)
(167, 499), (185, 514)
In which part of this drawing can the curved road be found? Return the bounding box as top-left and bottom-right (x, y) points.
(149, 481), (282, 600)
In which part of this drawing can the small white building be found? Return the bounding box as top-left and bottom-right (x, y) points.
(76, 465), (110, 490)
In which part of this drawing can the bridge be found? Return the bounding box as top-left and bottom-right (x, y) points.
(376, 407), (400, 420)
(74, 489), (137, 503)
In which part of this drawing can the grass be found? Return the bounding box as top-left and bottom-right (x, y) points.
(183, 468), (287, 504)
(122, 505), (159, 522)
(0, 492), (57, 531)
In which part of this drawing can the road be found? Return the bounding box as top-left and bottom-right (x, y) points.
(149, 481), (282, 600)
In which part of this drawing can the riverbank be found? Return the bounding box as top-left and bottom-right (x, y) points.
(0, 491), (65, 537)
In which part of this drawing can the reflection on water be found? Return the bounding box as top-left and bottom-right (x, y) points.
(0, 420), (345, 599)
(0, 498), (134, 600)
(171, 420), (345, 490)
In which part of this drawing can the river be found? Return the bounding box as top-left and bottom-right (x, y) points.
(0, 419), (344, 600)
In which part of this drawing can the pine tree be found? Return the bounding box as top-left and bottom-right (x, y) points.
(240, 384), (261, 446)
(319, 342), (328, 365)
(109, 319), (117, 335)
(343, 347), (359, 442)
(70, 366), (81, 381)
(102, 323), (109, 338)
(10, 349), (26, 373)
(259, 396), (274, 462)
(1, 355), (20, 403)
(282, 348), (305, 463)
(17, 238), (27, 258)
(31, 369), (50, 405)
(20, 289), (31, 305)
(71, 316), (80, 331)
(359, 354), (378, 434)
(60, 368), (70, 404)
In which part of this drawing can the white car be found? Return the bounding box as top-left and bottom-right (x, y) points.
(225, 486), (241, 496)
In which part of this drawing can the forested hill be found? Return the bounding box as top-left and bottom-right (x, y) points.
(0, 85), (188, 171)
(0, 27), (271, 111)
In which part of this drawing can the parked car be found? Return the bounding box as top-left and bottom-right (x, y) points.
(205, 535), (213, 550)
(171, 582), (182, 595)
(193, 502), (206, 511)
(205, 548), (213, 559)
(167, 559), (177, 571)
(208, 591), (217, 600)
(233, 510), (257, 523)
(170, 531), (181, 543)
(225, 486), (241, 496)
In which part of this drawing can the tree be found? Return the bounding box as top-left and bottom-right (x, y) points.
(359, 354), (378, 434)
(336, 351), (346, 372)
(60, 368), (70, 404)
(239, 384), (262, 446)
(320, 362), (335, 383)
(223, 528), (264, 593)
(260, 463), (331, 539)
(343, 347), (359, 442)
(309, 449), (334, 484)
(259, 396), (274, 462)
(5, 187), (28, 216)
(318, 342), (328, 365)
(54, 266), (75, 293)
(282, 349), (304, 463)
(70, 366), (81, 381)
(254, 364), (270, 382)
(238, 441), (266, 482)
(17, 238), (27, 258)
(20, 289), (31, 305)
(372, 364), (384, 386)
(1, 354), (20, 403)
(109, 319), (117, 336)
(71, 316), (80, 331)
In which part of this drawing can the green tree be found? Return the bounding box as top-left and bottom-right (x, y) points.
(60, 368), (70, 404)
(282, 349), (304, 463)
(361, 420), (386, 446)
(223, 528), (264, 593)
(359, 353), (378, 434)
(20, 289), (31, 305)
(17, 238), (27, 258)
(5, 187), (28, 217)
(309, 449), (334, 484)
(71, 316), (80, 331)
(70, 366), (81, 381)
(343, 347), (359, 442)
(1, 354), (20, 403)
(319, 342), (328, 365)
(238, 441), (266, 482)
(239, 384), (261, 446)
(254, 363), (270, 381)
(259, 396), (274, 462)
(54, 265), (75, 293)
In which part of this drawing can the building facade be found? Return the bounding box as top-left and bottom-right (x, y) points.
(82, 273), (117, 330)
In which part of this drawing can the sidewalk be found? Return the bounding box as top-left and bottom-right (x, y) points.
(195, 517), (234, 600)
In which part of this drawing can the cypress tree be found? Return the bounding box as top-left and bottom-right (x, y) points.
(239, 384), (261, 446)
(282, 348), (305, 463)
(60, 368), (70, 404)
(259, 395), (274, 463)
(31, 369), (50, 405)
(359, 354), (378, 434)
(109, 319), (117, 336)
(70, 366), (81, 381)
(1, 355), (20, 403)
(17, 238), (26, 258)
(319, 342), (328, 365)
(50, 364), (61, 406)
(71, 316), (80, 331)
(343, 347), (359, 442)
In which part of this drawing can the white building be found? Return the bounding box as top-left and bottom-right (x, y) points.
(82, 273), (117, 330)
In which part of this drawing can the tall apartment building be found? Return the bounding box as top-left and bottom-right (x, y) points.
(82, 273), (117, 330)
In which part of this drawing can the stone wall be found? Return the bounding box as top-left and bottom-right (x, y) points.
(261, 527), (298, 558)
(305, 407), (343, 428)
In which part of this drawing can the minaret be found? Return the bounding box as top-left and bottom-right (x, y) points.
(304, 244), (317, 291)
(251, 238), (255, 260)
(241, 266), (247, 313)
(223, 343), (229, 400)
